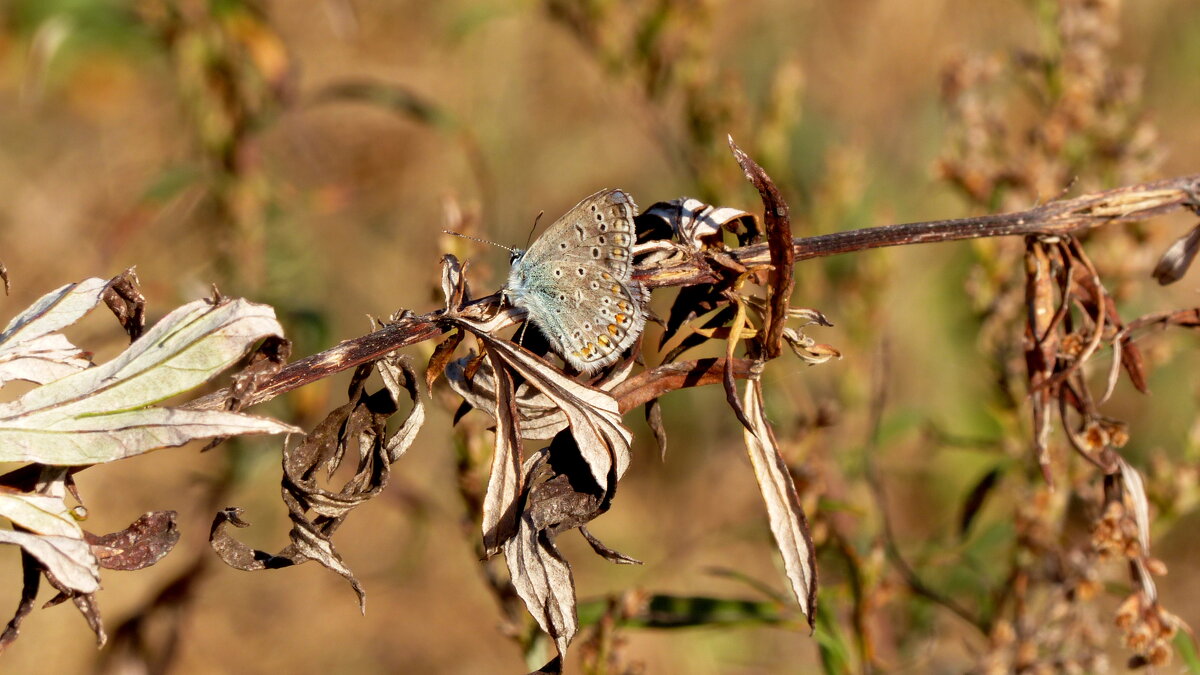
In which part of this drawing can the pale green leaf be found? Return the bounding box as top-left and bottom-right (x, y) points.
(0, 530), (99, 594)
(0, 277), (108, 385)
(0, 490), (82, 538)
(0, 297), (300, 465)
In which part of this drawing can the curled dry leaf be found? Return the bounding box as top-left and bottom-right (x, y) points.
(440, 253), (470, 311)
(645, 398), (667, 460)
(84, 511), (180, 571)
(0, 296), (301, 465)
(729, 134), (794, 360)
(1118, 459), (1152, 569)
(1152, 222), (1200, 285)
(100, 268), (145, 341)
(425, 329), (464, 389)
(506, 510), (577, 657)
(211, 356), (424, 612)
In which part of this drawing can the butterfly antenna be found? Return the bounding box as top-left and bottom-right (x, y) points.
(443, 230), (514, 252)
(524, 211), (544, 248)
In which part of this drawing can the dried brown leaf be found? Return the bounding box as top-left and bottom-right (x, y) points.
(645, 398), (667, 461)
(1152, 222), (1200, 285)
(451, 317), (632, 495)
(440, 253), (469, 311)
(505, 502), (578, 657)
(741, 376), (816, 626)
(481, 346), (524, 556)
(425, 330), (464, 389)
(100, 268), (145, 341)
(211, 356), (424, 612)
(729, 135), (794, 360)
(723, 297), (755, 431)
(84, 511), (179, 571)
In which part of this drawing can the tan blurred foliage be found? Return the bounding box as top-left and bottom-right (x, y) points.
(2, 0), (1200, 672)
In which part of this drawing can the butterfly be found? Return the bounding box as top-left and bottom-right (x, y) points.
(504, 189), (647, 374)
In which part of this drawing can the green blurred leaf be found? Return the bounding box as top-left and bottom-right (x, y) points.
(815, 595), (854, 674)
(140, 164), (207, 205)
(578, 594), (785, 630)
(1176, 631), (1200, 674)
(12, 0), (156, 59)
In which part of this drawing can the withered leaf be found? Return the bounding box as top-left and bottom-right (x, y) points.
(100, 268), (145, 341)
(450, 318), (632, 495)
(741, 377), (816, 626)
(1152, 222), (1200, 285)
(481, 346), (524, 556)
(579, 526), (641, 565)
(447, 355), (568, 440)
(729, 135), (794, 360)
(425, 329), (464, 389)
(645, 398), (667, 461)
(0, 530), (99, 595)
(84, 511), (179, 571)
(0, 295), (300, 465)
(440, 253), (467, 311)
(0, 277), (107, 386)
(211, 356), (424, 612)
(505, 503), (578, 657)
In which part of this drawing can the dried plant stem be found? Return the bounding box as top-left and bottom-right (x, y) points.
(708, 174), (1200, 281)
(187, 174), (1200, 412)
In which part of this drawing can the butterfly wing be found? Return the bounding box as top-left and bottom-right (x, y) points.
(507, 189), (646, 373)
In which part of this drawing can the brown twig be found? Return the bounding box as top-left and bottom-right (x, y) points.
(185, 174), (1200, 412)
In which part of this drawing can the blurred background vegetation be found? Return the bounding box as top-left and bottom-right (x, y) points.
(1, 0), (1199, 672)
